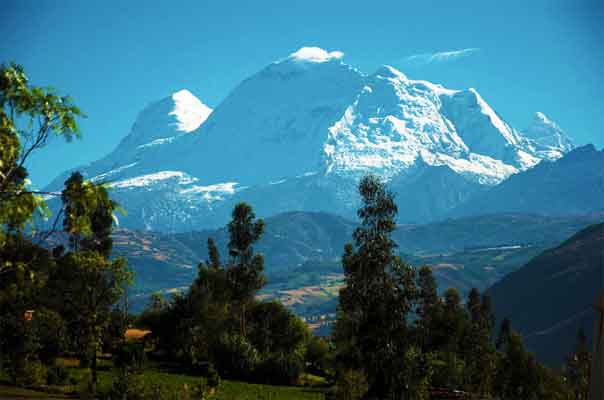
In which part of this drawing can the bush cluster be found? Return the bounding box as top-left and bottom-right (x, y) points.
(255, 353), (304, 386)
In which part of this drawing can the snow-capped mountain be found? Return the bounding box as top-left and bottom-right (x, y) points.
(520, 112), (574, 159)
(46, 47), (574, 231)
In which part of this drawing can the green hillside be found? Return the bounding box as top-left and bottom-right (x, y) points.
(489, 222), (604, 366)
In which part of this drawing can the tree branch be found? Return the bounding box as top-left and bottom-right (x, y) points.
(36, 207), (64, 245)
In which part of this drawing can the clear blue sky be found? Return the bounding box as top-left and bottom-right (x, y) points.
(2, 0), (603, 187)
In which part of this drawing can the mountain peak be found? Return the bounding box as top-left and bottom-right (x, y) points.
(534, 111), (554, 125)
(522, 111), (573, 155)
(45, 48), (585, 231)
(108, 89), (213, 158)
(170, 89), (212, 133)
(373, 65), (408, 81)
(288, 47), (344, 63)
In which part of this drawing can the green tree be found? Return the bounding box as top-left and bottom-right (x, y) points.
(226, 203), (265, 337)
(494, 327), (542, 399)
(180, 244), (233, 366)
(50, 251), (131, 385)
(149, 292), (168, 312)
(50, 172), (131, 386)
(566, 328), (590, 400)
(207, 237), (221, 270)
(139, 236), (230, 369)
(480, 293), (495, 334)
(0, 64), (81, 370)
(334, 369), (369, 400)
(247, 301), (310, 356)
(0, 234), (57, 383)
(426, 288), (468, 390)
(461, 288), (496, 396)
(334, 174), (418, 398)
(305, 336), (332, 376)
(0, 62), (82, 250)
(467, 288), (482, 324)
(416, 265), (442, 351)
(496, 317), (512, 350)
(61, 171), (117, 255)
(442, 288), (465, 353)
(247, 302), (310, 385)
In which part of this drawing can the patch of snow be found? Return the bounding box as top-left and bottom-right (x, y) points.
(137, 137), (177, 149)
(421, 151), (518, 184)
(180, 182), (240, 202)
(91, 162), (139, 183)
(521, 112), (573, 155)
(180, 182), (239, 195)
(170, 89), (212, 132)
(111, 171), (197, 189)
(515, 150), (541, 170)
(289, 47), (344, 63)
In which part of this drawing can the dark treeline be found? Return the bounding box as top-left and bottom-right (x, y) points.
(330, 175), (581, 399)
(0, 63), (592, 399)
(137, 202), (320, 386)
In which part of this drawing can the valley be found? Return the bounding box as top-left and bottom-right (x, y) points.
(107, 212), (604, 322)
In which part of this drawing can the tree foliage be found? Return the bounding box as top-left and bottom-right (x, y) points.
(0, 62), (82, 246)
(334, 174), (418, 397)
(566, 328), (590, 400)
(0, 64), (132, 392)
(140, 202), (310, 385)
(62, 171), (116, 256)
(332, 174), (573, 399)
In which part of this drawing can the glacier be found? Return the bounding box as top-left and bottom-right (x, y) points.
(44, 47), (574, 232)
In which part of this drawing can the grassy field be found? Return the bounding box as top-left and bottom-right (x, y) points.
(0, 384), (71, 399)
(1, 363), (328, 400)
(77, 369), (327, 400)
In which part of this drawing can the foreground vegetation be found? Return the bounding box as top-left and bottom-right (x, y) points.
(0, 63), (591, 399)
(0, 361), (327, 399)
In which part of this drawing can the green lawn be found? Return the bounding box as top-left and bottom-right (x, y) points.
(89, 369), (327, 399)
(0, 384), (71, 399)
(0, 365), (328, 400)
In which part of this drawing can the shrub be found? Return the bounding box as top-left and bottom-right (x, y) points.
(47, 363), (70, 385)
(182, 335), (211, 373)
(14, 359), (47, 388)
(204, 363), (221, 389)
(106, 369), (146, 400)
(114, 342), (146, 373)
(7, 358), (47, 388)
(255, 353), (303, 385)
(334, 369), (368, 400)
(77, 370), (95, 400)
(210, 334), (259, 380)
(306, 336), (332, 376)
(30, 309), (68, 365)
(247, 301), (311, 356)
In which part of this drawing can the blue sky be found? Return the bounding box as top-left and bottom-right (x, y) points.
(2, 0), (603, 187)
